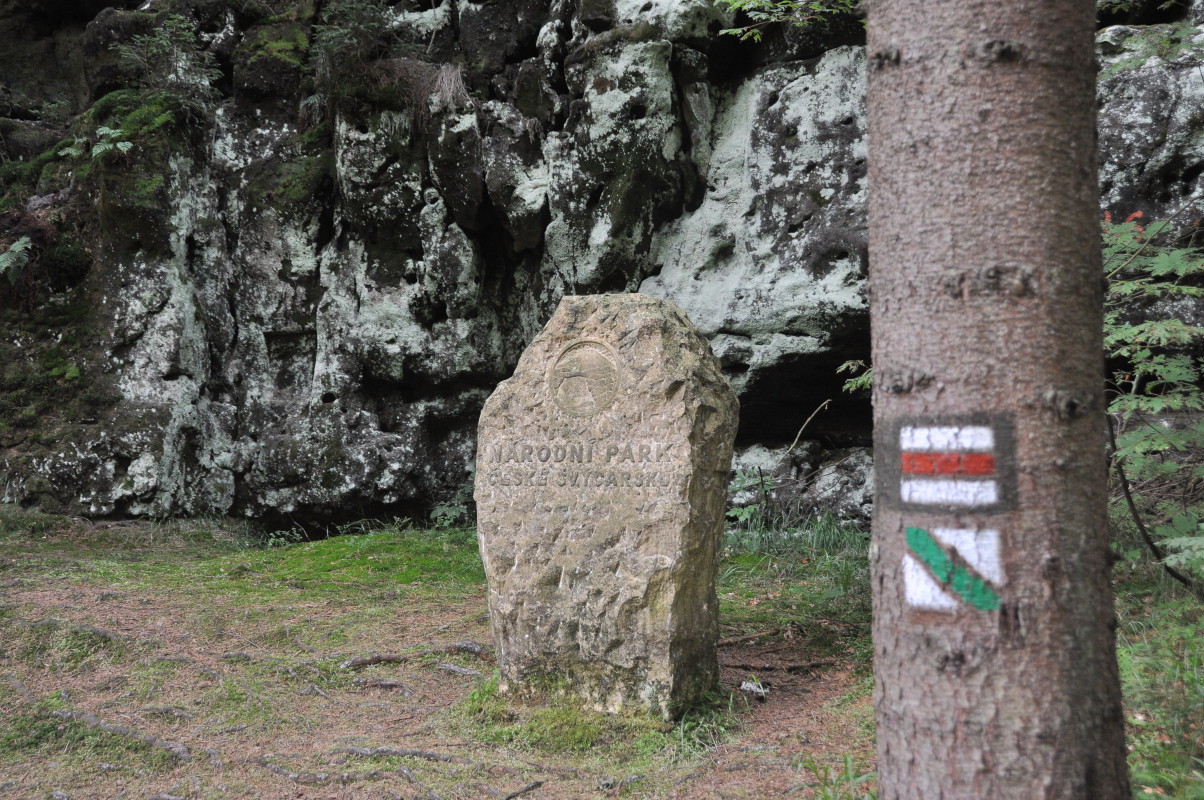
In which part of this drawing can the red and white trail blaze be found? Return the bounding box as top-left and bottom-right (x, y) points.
(899, 425), (999, 507)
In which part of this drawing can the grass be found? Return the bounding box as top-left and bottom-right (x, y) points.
(6, 505), (1197, 796)
(1, 699), (177, 772)
(0, 508), (876, 797)
(720, 515), (874, 667)
(1116, 574), (1204, 797)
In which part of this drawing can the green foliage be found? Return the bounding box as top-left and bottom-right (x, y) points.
(460, 672), (675, 758)
(793, 754), (877, 799)
(431, 481), (475, 529)
(0, 236), (32, 285)
(714, 0), (859, 42)
(1100, 21), (1203, 81)
(60, 127), (136, 165)
(0, 701), (175, 770)
(1116, 581), (1204, 797)
(1104, 210), (1204, 578)
(88, 126), (135, 161)
(244, 24), (310, 68)
(112, 14), (222, 104)
(672, 693), (746, 756)
(838, 359), (872, 394)
(720, 516), (872, 664)
(726, 468), (777, 531)
(312, 0), (394, 98)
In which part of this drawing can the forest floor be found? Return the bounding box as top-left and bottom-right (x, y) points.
(0, 511), (1200, 799)
(0, 514), (876, 800)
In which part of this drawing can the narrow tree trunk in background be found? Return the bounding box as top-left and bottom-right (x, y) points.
(866, 1), (1131, 797)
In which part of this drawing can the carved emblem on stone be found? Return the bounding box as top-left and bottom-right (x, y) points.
(475, 294), (740, 717)
(549, 339), (620, 416)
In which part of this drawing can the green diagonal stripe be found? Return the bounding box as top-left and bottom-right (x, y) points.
(906, 527), (1000, 611)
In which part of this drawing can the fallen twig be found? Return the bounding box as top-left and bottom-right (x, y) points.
(502, 780), (544, 800)
(52, 709), (190, 761)
(518, 759), (587, 778)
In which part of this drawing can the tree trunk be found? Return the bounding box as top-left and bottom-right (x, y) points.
(865, 1), (1131, 797)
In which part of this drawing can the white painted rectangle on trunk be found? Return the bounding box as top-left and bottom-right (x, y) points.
(903, 553), (958, 610)
(900, 425), (994, 452)
(900, 479), (998, 506)
(931, 528), (1003, 584)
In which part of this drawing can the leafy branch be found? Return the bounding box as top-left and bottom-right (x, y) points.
(713, 0), (859, 42)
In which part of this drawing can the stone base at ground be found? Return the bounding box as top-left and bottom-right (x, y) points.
(475, 294), (738, 717)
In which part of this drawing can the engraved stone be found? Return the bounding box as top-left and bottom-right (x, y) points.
(474, 294), (739, 717)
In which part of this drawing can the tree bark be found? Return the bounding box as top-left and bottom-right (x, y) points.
(865, 1), (1131, 797)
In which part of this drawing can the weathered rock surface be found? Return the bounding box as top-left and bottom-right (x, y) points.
(475, 294), (738, 715)
(0, 0), (1201, 521)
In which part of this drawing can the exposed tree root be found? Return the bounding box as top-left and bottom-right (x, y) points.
(352, 678), (413, 693)
(72, 623), (125, 642)
(718, 629), (781, 647)
(720, 659), (835, 673)
(421, 641), (492, 659)
(138, 705), (195, 719)
(51, 709), (191, 761)
(398, 763), (446, 799)
(3, 672), (36, 705)
(333, 745), (470, 766)
(436, 663), (482, 676)
(249, 755), (392, 785)
(339, 653), (409, 670)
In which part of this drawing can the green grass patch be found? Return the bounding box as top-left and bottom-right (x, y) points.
(0, 514), (484, 603)
(1117, 575), (1204, 798)
(719, 515), (872, 665)
(0, 700), (176, 771)
(7, 618), (126, 671)
(198, 522), (484, 597)
(458, 672), (745, 766)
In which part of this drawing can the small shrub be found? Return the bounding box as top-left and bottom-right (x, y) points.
(112, 14), (222, 105)
(1103, 209), (1204, 580)
(312, 0), (395, 100)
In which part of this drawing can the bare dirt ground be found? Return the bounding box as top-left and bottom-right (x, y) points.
(0, 521), (874, 799)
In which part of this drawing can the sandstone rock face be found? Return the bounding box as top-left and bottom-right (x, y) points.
(0, 0), (1201, 522)
(475, 294), (738, 716)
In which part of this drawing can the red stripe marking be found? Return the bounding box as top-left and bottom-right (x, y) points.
(961, 453), (996, 475)
(901, 452), (995, 476)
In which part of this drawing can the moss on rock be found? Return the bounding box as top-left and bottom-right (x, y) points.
(234, 22), (310, 99)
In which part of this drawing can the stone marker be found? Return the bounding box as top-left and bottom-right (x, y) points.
(474, 294), (739, 717)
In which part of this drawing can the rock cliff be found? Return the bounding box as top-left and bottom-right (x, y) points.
(0, 0), (1200, 522)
